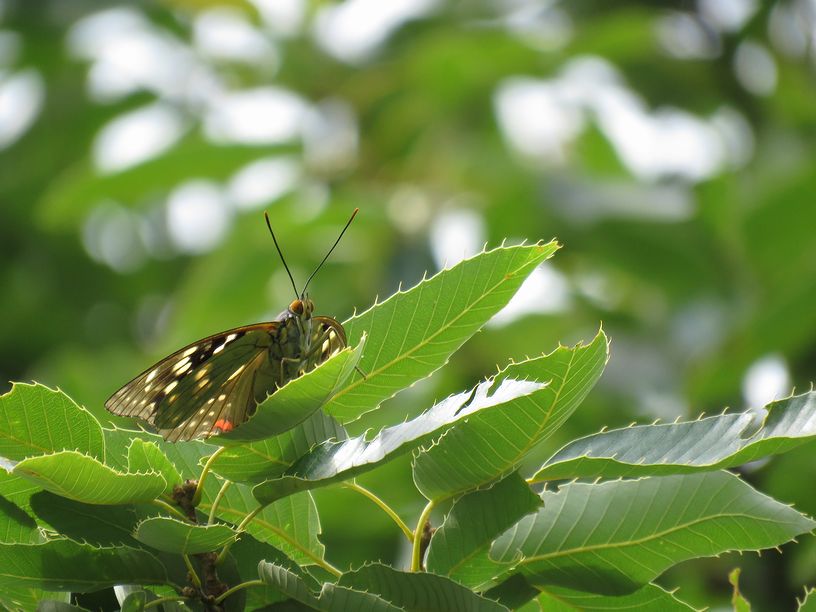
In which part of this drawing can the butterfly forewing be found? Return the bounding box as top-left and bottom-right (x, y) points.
(106, 313), (348, 441)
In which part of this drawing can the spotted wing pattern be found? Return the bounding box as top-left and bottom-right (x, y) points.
(106, 324), (278, 442)
(106, 316), (348, 442)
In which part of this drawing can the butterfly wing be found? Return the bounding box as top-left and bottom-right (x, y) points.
(106, 323), (279, 442)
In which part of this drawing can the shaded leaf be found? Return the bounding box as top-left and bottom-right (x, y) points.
(426, 473), (541, 588)
(532, 391), (816, 482)
(258, 561), (401, 611)
(326, 242), (560, 422)
(413, 332), (608, 501)
(253, 378), (546, 506)
(0, 540), (168, 591)
(218, 336), (365, 443)
(133, 516), (237, 554)
(491, 471), (816, 595)
(0, 383), (104, 462)
(0, 471), (43, 544)
(121, 591), (147, 612)
(209, 410), (347, 483)
(339, 563), (510, 611)
(13, 451), (166, 505)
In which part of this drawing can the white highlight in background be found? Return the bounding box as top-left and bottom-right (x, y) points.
(228, 157), (301, 210)
(93, 103), (186, 173)
(0, 69), (44, 150)
(204, 87), (307, 144)
(488, 264), (570, 327)
(166, 180), (232, 253)
(429, 209), (485, 270)
(742, 354), (791, 408)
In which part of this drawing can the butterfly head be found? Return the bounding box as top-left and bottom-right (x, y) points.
(289, 297), (315, 318)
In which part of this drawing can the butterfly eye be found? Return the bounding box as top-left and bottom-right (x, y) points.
(289, 299), (304, 314)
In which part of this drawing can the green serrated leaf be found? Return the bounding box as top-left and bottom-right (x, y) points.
(426, 473), (541, 588)
(218, 336), (365, 443)
(491, 471), (816, 595)
(28, 491), (142, 547)
(0, 471), (44, 544)
(532, 391), (816, 482)
(326, 242), (560, 422)
(13, 451), (166, 505)
(800, 588), (816, 612)
(200, 482), (325, 567)
(127, 439), (183, 495)
(0, 540), (168, 592)
(530, 583), (699, 611)
(253, 377), (546, 506)
(338, 563), (509, 611)
(0, 383), (104, 462)
(133, 516), (237, 554)
(413, 331), (608, 501)
(257, 561), (402, 611)
(209, 409), (348, 483)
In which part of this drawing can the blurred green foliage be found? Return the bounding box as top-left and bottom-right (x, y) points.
(1, 0), (815, 608)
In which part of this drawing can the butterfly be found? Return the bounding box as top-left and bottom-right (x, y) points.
(106, 209), (358, 442)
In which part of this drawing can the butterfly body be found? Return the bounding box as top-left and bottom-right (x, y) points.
(106, 298), (347, 442)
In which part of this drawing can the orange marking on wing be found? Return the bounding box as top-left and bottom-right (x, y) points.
(213, 419), (234, 433)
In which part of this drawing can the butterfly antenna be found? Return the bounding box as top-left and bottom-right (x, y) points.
(264, 211), (299, 300)
(302, 208), (359, 295)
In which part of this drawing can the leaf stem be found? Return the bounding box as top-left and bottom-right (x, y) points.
(151, 498), (189, 521)
(193, 446), (226, 506)
(208, 479), (232, 525)
(411, 499), (436, 572)
(143, 595), (188, 609)
(214, 579), (265, 604)
(343, 480), (413, 541)
(216, 505), (263, 565)
(183, 554), (202, 589)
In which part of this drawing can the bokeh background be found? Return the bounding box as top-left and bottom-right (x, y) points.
(2, 0), (815, 608)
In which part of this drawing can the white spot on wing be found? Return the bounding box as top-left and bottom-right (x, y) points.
(146, 368), (159, 383)
(164, 380), (178, 393)
(182, 346), (198, 357)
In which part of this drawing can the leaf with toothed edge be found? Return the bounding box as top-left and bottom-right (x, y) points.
(412, 330), (608, 502)
(257, 561), (403, 611)
(0, 383), (105, 463)
(252, 376), (547, 506)
(13, 451), (167, 505)
(132, 516), (238, 554)
(490, 471), (816, 596)
(216, 335), (365, 443)
(531, 390), (816, 483)
(526, 583), (700, 611)
(324, 242), (560, 423)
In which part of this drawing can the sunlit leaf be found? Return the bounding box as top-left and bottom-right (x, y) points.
(491, 471), (816, 595)
(413, 331), (608, 501)
(13, 451), (166, 505)
(0, 383), (104, 462)
(532, 391), (816, 482)
(327, 242), (560, 422)
(253, 377), (546, 505)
